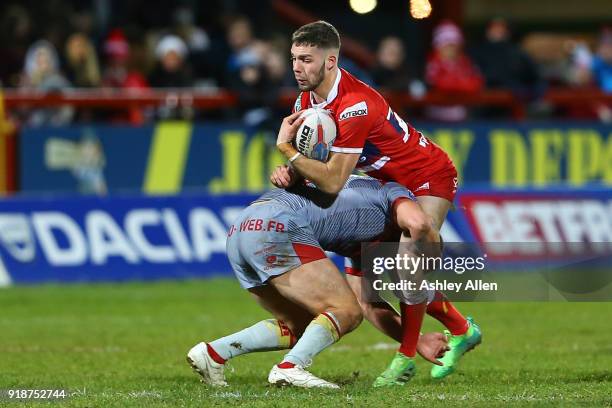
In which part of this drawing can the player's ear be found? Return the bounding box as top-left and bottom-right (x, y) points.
(327, 54), (337, 71)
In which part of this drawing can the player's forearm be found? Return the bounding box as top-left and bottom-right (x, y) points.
(397, 202), (432, 240)
(362, 301), (402, 343)
(278, 143), (344, 194)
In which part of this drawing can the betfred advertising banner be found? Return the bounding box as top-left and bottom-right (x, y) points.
(458, 189), (612, 260)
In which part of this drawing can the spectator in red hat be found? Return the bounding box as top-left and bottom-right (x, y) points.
(101, 29), (150, 124)
(425, 20), (483, 121)
(101, 29), (149, 91)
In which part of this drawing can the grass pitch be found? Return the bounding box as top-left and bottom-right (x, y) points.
(1, 278), (612, 407)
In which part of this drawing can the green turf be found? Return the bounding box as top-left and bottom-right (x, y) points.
(1, 279), (612, 407)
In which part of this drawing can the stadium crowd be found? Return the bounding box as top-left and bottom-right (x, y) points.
(1, 1), (611, 125)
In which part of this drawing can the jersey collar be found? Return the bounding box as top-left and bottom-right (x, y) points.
(310, 68), (342, 108)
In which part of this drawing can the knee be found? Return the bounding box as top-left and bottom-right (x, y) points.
(342, 300), (364, 334)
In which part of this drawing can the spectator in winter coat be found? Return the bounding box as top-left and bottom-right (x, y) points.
(425, 21), (483, 122)
(471, 18), (543, 100)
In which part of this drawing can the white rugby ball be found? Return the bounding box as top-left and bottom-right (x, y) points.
(294, 108), (337, 162)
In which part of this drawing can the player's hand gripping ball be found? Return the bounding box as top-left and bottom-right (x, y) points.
(294, 108), (337, 162)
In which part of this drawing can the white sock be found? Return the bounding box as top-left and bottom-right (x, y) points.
(209, 319), (295, 361)
(281, 312), (340, 367)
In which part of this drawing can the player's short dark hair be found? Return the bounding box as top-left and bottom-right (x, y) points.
(292, 21), (341, 50)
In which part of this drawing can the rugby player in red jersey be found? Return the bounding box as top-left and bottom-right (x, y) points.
(271, 21), (481, 385)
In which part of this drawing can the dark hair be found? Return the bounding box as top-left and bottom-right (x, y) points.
(292, 21), (341, 50)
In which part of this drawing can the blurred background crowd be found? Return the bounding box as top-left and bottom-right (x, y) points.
(1, 0), (611, 126)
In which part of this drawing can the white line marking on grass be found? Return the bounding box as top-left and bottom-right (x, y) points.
(126, 391), (163, 399)
(212, 391), (271, 399)
(328, 345), (352, 352)
(367, 342), (397, 350)
(213, 391), (242, 399)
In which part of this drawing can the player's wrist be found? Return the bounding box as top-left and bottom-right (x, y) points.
(276, 138), (292, 147)
(278, 142), (298, 158)
(288, 152), (301, 163)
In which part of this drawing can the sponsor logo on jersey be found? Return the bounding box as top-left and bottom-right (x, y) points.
(338, 101), (368, 121)
(264, 255), (289, 270)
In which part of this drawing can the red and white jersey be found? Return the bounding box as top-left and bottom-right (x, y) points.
(293, 68), (457, 199)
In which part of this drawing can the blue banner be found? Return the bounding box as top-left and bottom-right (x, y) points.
(19, 121), (612, 195)
(1, 187), (610, 285)
(0, 193), (255, 284)
(416, 122), (612, 188)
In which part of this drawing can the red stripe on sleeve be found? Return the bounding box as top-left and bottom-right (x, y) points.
(291, 243), (326, 264)
(391, 197), (411, 226)
(344, 266), (364, 277)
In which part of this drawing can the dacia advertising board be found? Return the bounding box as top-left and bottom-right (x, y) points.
(0, 187), (610, 285)
(0, 193), (246, 284)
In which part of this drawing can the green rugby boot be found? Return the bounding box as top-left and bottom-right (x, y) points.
(373, 352), (416, 387)
(431, 316), (482, 379)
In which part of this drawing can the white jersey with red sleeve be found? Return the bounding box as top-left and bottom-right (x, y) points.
(293, 68), (458, 201)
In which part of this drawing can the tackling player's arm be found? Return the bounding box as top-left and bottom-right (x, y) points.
(394, 199), (437, 242)
(394, 198), (441, 260)
(345, 268), (448, 365)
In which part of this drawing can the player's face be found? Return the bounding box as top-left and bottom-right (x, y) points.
(291, 44), (327, 91)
